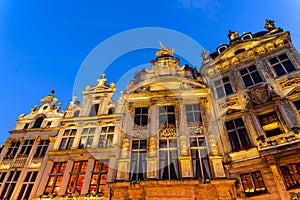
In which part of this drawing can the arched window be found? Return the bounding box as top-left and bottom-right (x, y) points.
(33, 117), (44, 128)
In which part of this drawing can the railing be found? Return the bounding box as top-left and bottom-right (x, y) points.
(257, 132), (300, 150)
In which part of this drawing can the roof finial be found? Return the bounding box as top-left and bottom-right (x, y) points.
(228, 30), (239, 41)
(155, 42), (174, 57)
(264, 19), (276, 31)
(50, 89), (56, 95)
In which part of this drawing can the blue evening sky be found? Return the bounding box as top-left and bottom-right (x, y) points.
(0, 0), (299, 144)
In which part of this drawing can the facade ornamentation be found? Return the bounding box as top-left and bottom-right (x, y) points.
(159, 127), (176, 137)
(248, 85), (270, 104)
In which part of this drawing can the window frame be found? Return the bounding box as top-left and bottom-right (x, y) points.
(34, 139), (50, 157)
(134, 107), (149, 129)
(159, 106), (176, 129)
(0, 170), (21, 199)
(213, 76), (234, 98)
(185, 104), (202, 127)
(240, 171), (267, 197)
(17, 171), (38, 200)
(19, 139), (35, 157)
(44, 162), (67, 195)
(89, 160), (109, 194)
(268, 53), (296, 77)
(79, 127), (96, 148)
(66, 161), (88, 195)
(239, 65), (263, 88)
(130, 140), (147, 181)
(98, 126), (115, 148)
(280, 163), (300, 190)
(5, 141), (20, 159)
(59, 129), (77, 150)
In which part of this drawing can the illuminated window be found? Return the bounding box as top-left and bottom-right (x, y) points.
(89, 160), (109, 194)
(44, 162), (67, 195)
(293, 100), (300, 113)
(269, 53), (296, 77)
(79, 127), (95, 148)
(240, 171), (267, 197)
(98, 126), (114, 148)
(34, 139), (49, 157)
(0, 170), (21, 199)
(5, 141), (20, 159)
(134, 108), (148, 128)
(186, 104), (202, 127)
(159, 106), (176, 129)
(159, 138), (178, 180)
(67, 161), (88, 195)
(17, 171), (38, 200)
(130, 140), (147, 181)
(258, 111), (284, 137)
(280, 163), (300, 189)
(240, 65), (263, 87)
(190, 136), (211, 179)
(33, 116), (44, 128)
(225, 118), (251, 152)
(19, 139), (34, 157)
(89, 103), (100, 116)
(214, 76), (233, 98)
(59, 129), (76, 150)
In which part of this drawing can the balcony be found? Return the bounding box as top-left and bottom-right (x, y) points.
(257, 131), (300, 156)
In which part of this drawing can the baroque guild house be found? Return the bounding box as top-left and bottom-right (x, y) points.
(0, 20), (300, 200)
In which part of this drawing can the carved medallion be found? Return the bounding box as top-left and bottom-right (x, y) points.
(249, 86), (269, 104)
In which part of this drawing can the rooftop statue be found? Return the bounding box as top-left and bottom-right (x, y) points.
(155, 42), (175, 57)
(264, 19), (276, 31)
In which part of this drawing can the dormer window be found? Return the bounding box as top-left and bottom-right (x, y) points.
(32, 117), (44, 128)
(73, 110), (80, 117)
(234, 48), (246, 55)
(241, 33), (253, 40)
(217, 45), (228, 54)
(89, 103), (100, 116)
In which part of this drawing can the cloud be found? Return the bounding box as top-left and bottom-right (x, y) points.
(177, 0), (221, 19)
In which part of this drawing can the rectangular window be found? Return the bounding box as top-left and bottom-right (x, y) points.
(19, 139), (35, 157)
(0, 172), (7, 188)
(59, 129), (76, 150)
(5, 141), (20, 159)
(293, 100), (300, 113)
(225, 118), (251, 152)
(89, 103), (100, 116)
(240, 65), (263, 87)
(159, 106), (176, 129)
(17, 171), (38, 200)
(134, 108), (148, 128)
(0, 170), (21, 199)
(280, 163), (300, 189)
(98, 126), (114, 148)
(89, 160), (109, 194)
(66, 161), (88, 195)
(44, 162), (67, 195)
(258, 111), (284, 137)
(79, 127), (95, 148)
(214, 76), (233, 98)
(34, 139), (50, 157)
(130, 140), (147, 181)
(269, 53), (296, 76)
(159, 138), (178, 180)
(186, 104), (202, 127)
(189, 136), (211, 179)
(240, 171), (267, 197)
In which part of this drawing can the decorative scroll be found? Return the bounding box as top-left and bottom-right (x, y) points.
(159, 128), (176, 137)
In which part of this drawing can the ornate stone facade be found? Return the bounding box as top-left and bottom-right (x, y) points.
(0, 20), (299, 200)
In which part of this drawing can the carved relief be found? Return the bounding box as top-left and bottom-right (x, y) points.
(149, 137), (157, 157)
(121, 139), (130, 158)
(179, 136), (188, 155)
(248, 85), (270, 104)
(208, 135), (219, 156)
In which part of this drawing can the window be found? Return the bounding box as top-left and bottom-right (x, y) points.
(159, 106), (176, 128)
(34, 139), (49, 157)
(240, 65), (263, 87)
(89, 103), (100, 116)
(240, 171), (267, 197)
(0, 170), (21, 199)
(45, 121), (52, 128)
(98, 126), (114, 148)
(23, 123), (30, 129)
(73, 110), (80, 117)
(130, 140), (147, 181)
(59, 129), (77, 150)
(293, 100), (300, 113)
(33, 116), (44, 128)
(5, 141), (20, 159)
(186, 104), (202, 127)
(280, 163), (300, 189)
(17, 171), (38, 200)
(0, 172), (7, 188)
(67, 161), (88, 195)
(19, 139), (34, 157)
(190, 137), (211, 179)
(134, 108), (148, 128)
(44, 162), (67, 195)
(225, 118), (251, 152)
(214, 76), (233, 98)
(89, 160), (109, 194)
(159, 138), (178, 180)
(269, 53), (296, 76)
(79, 127), (95, 148)
(258, 111), (284, 137)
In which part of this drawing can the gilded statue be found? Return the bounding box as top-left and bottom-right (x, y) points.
(228, 30), (239, 41)
(155, 42), (174, 57)
(264, 19), (276, 31)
